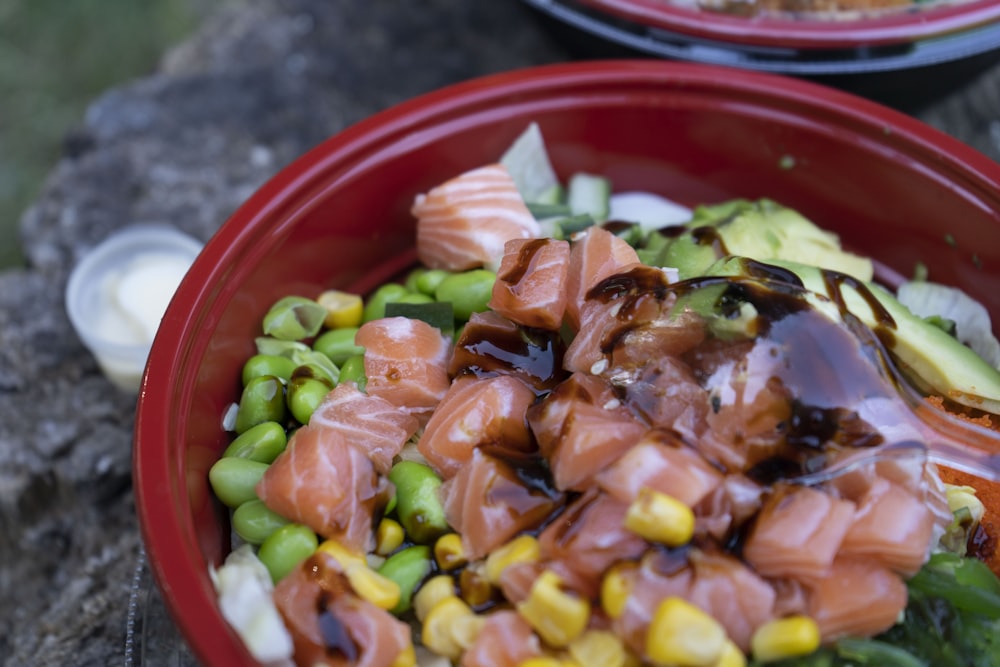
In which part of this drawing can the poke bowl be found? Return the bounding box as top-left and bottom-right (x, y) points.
(519, 0), (1000, 108)
(134, 60), (1000, 666)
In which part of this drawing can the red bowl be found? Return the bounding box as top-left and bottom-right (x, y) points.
(134, 60), (1000, 665)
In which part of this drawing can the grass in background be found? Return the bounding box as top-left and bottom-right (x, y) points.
(0, 0), (231, 269)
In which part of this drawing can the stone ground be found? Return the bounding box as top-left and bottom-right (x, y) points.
(0, 0), (997, 665)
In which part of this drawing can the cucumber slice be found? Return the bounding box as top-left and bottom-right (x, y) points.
(568, 172), (611, 221)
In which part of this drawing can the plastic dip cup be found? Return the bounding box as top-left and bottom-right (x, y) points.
(66, 225), (203, 392)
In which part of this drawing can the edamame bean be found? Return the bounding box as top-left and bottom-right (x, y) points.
(242, 353), (298, 385)
(257, 523), (318, 583)
(232, 499), (291, 545)
(388, 461), (449, 544)
(362, 283), (410, 322)
(414, 269), (451, 296)
(377, 545), (433, 615)
(255, 336), (310, 357)
(404, 267), (430, 293)
(286, 376), (331, 424)
(434, 269), (496, 321)
(234, 375), (286, 434)
(208, 457), (270, 508)
(313, 327), (364, 365)
(338, 354), (367, 391)
(222, 421), (287, 463)
(262, 296), (327, 340)
(396, 292), (435, 305)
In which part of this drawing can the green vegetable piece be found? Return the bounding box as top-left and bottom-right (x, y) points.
(338, 354), (367, 392)
(414, 269), (452, 296)
(384, 301), (455, 337)
(234, 375), (287, 434)
(222, 421), (288, 463)
(255, 336), (311, 357)
(287, 348), (339, 386)
(527, 202), (573, 219)
(396, 292), (435, 305)
(434, 269), (496, 321)
(208, 457), (270, 508)
(262, 296), (327, 340)
(232, 499), (291, 545)
(377, 545), (434, 615)
(313, 327), (364, 365)
(567, 172), (611, 221)
(833, 638), (926, 667)
(242, 353), (298, 385)
(363, 283), (410, 322)
(388, 461), (449, 544)
(907, 552), (1000, 618)
(257, 523), (318, 583)
(286, 376), (331, 425)
(404, 267), (430, 293)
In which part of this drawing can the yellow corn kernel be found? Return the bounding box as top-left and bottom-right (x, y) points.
(452, 613), (487, 651)
(518, 659), (565, 667)
(646, 597), (727, 667)
(375, 518), (405, 556)
(568, 630), (629, 667)
(318, 289), (364, 329)
(600, 562), (636, 619)
(714, 640), (747, 667)
(460, 565), (495, 609)
(421, 596), (476, 660)
(624, 488), (695, 547)
(317, 539), (367, 569)
(345, 564), (401, 611)
(750, 616), (820, 663)
(413, 574), (457, 622)
(485, 534), (541, 584)
(434, 533), (468, 571)
(517, 570), (590, 648)
(390, 644), (417, 667)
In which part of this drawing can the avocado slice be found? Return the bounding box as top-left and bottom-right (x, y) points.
(644, 199), (874, 282)
(705, 256), (1000, 415)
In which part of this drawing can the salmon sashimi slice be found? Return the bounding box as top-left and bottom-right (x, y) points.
(538, 489), (647, 599)
(459, 610), (544, 667)
(441, 448), (564, 560)
(488, 237), (571, 330)
(356, 316), (452, 425)
(449, 310), (567, 393)
(694, 473), (765, 542)
(273, 552), (414, 667)
(614, 549), (776, 656)
(256, 426), (390, 552)
(417, 374), (537, 479)
(564, 225), (641, 331)
(309, 382), (420, 474)
(742, 485), (856, 580)
(837, 476), (939, 576)
(527, 373), (645, 491)
(413, 163), (541, 272)
(804, 557), (908, 642)
(595, 429), (723, 509)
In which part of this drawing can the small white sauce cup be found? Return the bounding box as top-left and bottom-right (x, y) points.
(65, 225), (203, 392)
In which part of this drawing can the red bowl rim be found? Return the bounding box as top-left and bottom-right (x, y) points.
(133, 59), (1000, 666)
(570, 0), (1000, 49)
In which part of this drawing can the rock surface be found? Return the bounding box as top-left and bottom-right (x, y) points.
(0, 0), (997, 665)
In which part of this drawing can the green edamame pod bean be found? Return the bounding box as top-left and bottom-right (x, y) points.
(434, 269), (496, 321)
(362, 283), (410, 323)
(388, 461), (449, 544)
(234, 375), (286, 434)
(222, 421), (287, 463)
(404, 267), (429, 294)
(338, 354), (367, 391)
(377, 545), (433, 615)
(232, 499), (291, 545)
(257, 523), (318, 583)
(313, 327), (364, 365)
(208, 457), (269, 508)
(255, 337), (310, 358)
(396, 292), (434, 305)
(262, 296), (327, 340)
(287, 376), (331, 424)
(414, 269), (451, 296)
(242, 353), (298, 385)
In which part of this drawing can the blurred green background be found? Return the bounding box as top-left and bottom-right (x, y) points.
(0, 0), (234, 269)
